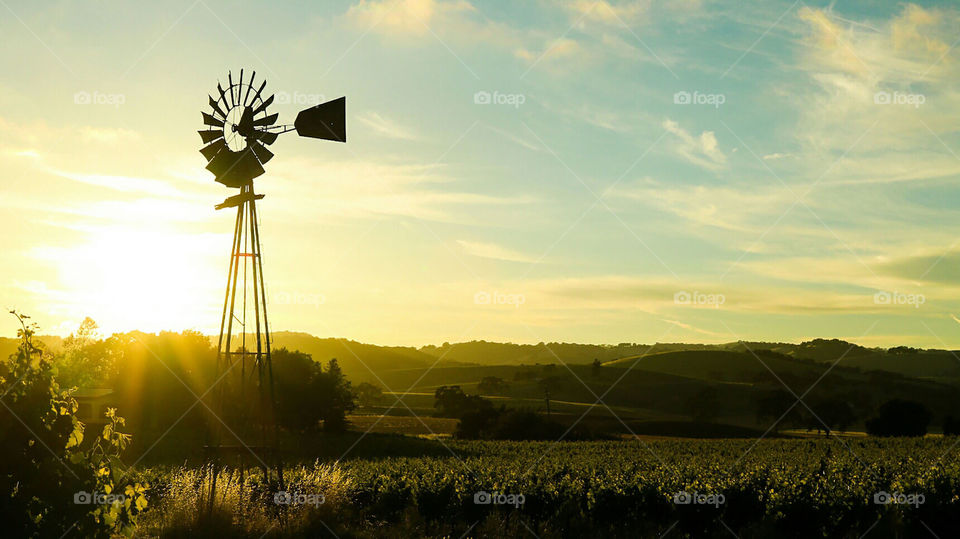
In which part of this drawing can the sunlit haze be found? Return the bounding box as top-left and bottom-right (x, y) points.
(3, 0), (960, 347)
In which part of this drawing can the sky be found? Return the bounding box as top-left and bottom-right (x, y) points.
(3, 0), (960, 348)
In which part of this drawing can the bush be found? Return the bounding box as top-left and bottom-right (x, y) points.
(866, 399), (932, 437)
(0, 311), (147, 537)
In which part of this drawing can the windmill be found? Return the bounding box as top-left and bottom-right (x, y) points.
(198, 69), (345, 492)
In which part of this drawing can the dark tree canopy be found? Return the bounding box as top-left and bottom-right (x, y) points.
(866, 399), (932, 437)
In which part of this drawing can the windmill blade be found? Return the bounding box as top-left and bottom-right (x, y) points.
(252, 94), (274, 116)
(208, 95), (226, 118)
(216, 83), (229, 109)
(202, 112), (224, 128)
(243, 71), (256, 106)
(294, 96), (346, 142)
(250, 79), (267, 109)
(198, 129), (225, 144)
(237, 106), (255, 137)
(238, 69), (244, 105)
(208, 147), (265, 188)
(251, 129), (279, 145)
(228, 71), (235, 107)
(200, 139), (228, 161)
(253, 113), (279, 127)
(248, 139), (274, 164)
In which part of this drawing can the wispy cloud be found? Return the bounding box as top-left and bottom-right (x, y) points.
(356, 111), (418, 140)
(662, 118), (726, 171)
(457, 239), (537, 263)
(345, 0), (476, 36)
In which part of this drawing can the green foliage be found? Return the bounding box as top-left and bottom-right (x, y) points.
(273, 351), (355, 433)
(476, 376), (509, 395)
(353, 382), (384, 408)
(0, 311), (147, 538)
(57, 317), (117, 389)
(338, 437), (960, 537)
(135, 437), (960, 537)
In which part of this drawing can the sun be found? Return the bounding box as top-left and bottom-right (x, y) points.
(35, 221), (224, 336)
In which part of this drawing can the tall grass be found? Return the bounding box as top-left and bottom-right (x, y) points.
(139, 462), (352, 538)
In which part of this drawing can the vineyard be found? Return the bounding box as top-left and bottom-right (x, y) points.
(136, 437), (960, 538)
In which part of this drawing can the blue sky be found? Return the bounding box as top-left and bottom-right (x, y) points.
(3, 0), (960, 348)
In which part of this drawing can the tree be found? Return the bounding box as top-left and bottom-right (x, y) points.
(272, 349), (324, 431)
(434, 386), (490, 418)
(807, 397), (857, 436)
(944, 415), (960, 436)
(316, 358), (355, 432)
(57, 318), (119, 390)
(591, 358), (602, 378)
(354, 382), (384, 408)
(477, 376), (509, 395)
(866, 399), (932, 437)
(0, 311), (146, 537)
(755, 390), (802, 429)
(272, 353), (356, 433)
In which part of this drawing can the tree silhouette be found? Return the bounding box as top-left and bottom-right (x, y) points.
(866, 399), (931, 437)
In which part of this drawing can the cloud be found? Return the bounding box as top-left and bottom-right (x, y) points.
(568, 1), (649, 26)
(791, 4), (960, 186)
(267, 156), (531, 224)
(660, 318), (724, 337)
(611, 179), (791, 234)
(356, 111), (417, 140)
(662, 119), (726, 170)
(762, 152), (791, 160)
(878, 251), (960, 285)
(514, 37), (584, 65)
(345, 0), (475, 36)
(531, 275), (897, 315)
(481, 123), (540, 152)
(457, 239), (537, 263)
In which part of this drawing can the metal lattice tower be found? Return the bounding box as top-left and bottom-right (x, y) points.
(197, 69), (346, 496)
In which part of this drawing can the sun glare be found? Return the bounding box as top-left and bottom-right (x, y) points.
(37, 222), (224, 336)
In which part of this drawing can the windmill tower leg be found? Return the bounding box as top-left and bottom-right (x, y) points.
(248, 194), (284, 489)
(207, 184), (284, 512)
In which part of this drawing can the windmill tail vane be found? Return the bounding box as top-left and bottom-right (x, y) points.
(198, 69), (346, 494)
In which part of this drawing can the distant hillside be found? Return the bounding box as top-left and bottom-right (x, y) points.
(268, 332), (434, 378)
(4, 331), (959, 383)
(604, 350), (819, 382)
(0, 335), (64, 359)
(417, 341), (741, 366)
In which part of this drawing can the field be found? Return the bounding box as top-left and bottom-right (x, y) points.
(134, 436), (960, 538)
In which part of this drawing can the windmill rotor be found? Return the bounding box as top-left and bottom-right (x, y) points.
(198, 70), (346, 197)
